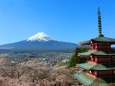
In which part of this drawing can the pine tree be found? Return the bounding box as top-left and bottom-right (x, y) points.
(69, 47), (88, 67)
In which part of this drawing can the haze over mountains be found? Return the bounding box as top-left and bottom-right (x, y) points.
(0, 32), (78, 52)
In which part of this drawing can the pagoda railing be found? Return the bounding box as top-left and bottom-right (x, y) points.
(89, 48), (115, 51)
(87, 60), (115, 64)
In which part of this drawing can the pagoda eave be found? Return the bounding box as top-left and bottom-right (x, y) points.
(76, 62), (115, 70)
(80, 37), (115, 46)
(78, 50), (115, 56)
(74, 73), (108, 86)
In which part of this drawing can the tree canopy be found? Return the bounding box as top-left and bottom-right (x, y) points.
(69, 47), (89, 67)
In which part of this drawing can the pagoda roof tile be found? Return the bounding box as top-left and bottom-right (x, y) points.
(77, 62), (115, 70)
(74, 73), (108, 86)
(80, 36), (115, 45)
(78, 50), (115, 56)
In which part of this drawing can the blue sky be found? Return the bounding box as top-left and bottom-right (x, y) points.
(0, 0), (115, 45)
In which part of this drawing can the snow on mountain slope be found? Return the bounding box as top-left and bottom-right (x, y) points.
(27, 32), (57, 41)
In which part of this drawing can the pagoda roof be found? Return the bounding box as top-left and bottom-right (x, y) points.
(80, 36), (115, 45)
(74, 73), (108, 86)
(78, 50), (115, 56)
(77, 62), (115, 70)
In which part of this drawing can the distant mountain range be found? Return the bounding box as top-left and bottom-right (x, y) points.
(0, 32), (78, 52)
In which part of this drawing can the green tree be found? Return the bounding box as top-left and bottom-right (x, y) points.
(69, 47), (88, 67)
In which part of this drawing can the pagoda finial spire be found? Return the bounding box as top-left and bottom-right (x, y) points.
(98, 7), (104, 37)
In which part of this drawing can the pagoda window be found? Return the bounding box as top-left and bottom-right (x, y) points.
(98, 42), (110, 46)
(92, 43), (98, 50)
(98, 46), (110, 48)
(91, 57), (93, 60)
(91, 57), (94, 61)
(97, 46), (110, 50)
(94, 71), (97, 75)
(99, 58), (111, 63)
(98, 56), (108, 58)
(95, 42), (111, 50)
(95, 58), (98, 61)
(95, 46), (97, 49)
(98, 71), (113, 76)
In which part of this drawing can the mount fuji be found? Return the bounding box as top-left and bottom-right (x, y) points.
(27, 32), (56, 41)
(0, 32), (78, 52)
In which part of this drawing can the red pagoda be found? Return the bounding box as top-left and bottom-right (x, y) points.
(74, 8), (115, 86)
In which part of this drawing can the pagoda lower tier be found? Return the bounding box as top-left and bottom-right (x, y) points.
(76, 62), (115, 77)
(75, 61), (115, 86)
(75, 62), (115, 85)
(78, 50), (115, 64)
(74, 73), (115, 86)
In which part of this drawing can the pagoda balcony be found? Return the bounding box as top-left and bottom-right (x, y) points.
(88, 60), (115, 64)
(87, 60), (97, 63)
(98, 74), (115, 77)
(89, 48), (114, 51)
(86, 72), (97, 78)
(87, 70), (115, 78)
(89, 48), (95, 50)
(87, 72), (115, 78)
(89, 48), (115, 51)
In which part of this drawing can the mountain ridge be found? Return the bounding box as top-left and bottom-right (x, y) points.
(0, 32), (78, 52)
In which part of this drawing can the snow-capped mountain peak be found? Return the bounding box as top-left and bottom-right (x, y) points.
(27, 32), (56, 41)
